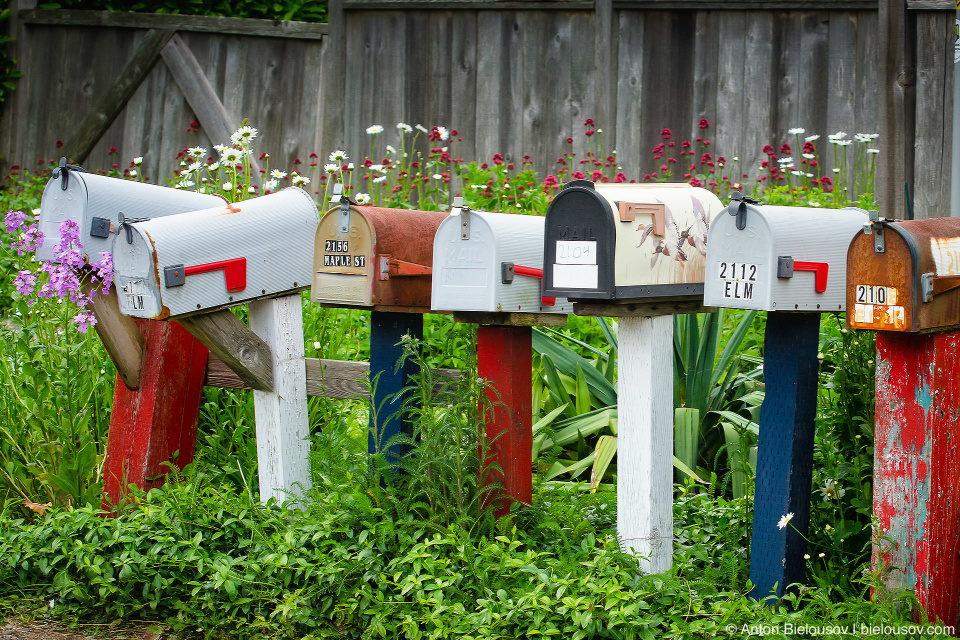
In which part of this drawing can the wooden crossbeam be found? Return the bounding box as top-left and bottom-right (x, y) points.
(60, 28), (175, 164)
(179, 309), (274, 392)
(86, 282), (145, 389)
(204, 354), (460, 398)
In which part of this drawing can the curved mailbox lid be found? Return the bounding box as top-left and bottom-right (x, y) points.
(112, 187), (318, 319)
(37, 172), (224, 263)
(705, 200), (868, 312)
(312, 205), (447, 313)
(431, 208), (573, 314)
(847, 217), (960, 333)
(542, 180), (723, 302)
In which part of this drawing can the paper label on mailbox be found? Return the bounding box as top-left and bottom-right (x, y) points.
(932, 237), (960, 276)
(553, 264), (598, 289)
(717, 261), (759, 301)
(123, 279), (149, 312)
(851, 284), (905, 329)
(555, 240), (597, 265)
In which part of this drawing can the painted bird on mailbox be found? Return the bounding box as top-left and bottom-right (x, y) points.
(636, 223), (655, 248)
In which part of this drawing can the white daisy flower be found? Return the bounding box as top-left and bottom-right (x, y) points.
(835, 140), (853, 147)
(828, 131), (847, 141)
(186, 161), (203, 173)
(176, 179), (195, 189)
(248, 187), (256, 194)
(133, 156), (143, 165)
(370, 164), (384, 172)
(313, 341), (321, 349)
(867, 148), (880, 154)
(802, 153), (815, 160)
(329, 150), (348, 163)
(270, 170), (288, 180)
(213, 144), (227, 153)
(222, 182), (233, 191)
(220, 149), (241, 165)
(415, 124), (428, 133)
(373, 175), (387, 183)
(346, 163), (354, 170)
(324, 163), (338, 173)
(129, 169), (137, 177)
(264, 179), (279, 191)
(188, 147), (206, 159)
(366, 124), (384, 135)
(436, 126), (449, 141)
(292, 174), (310, 186)
(231, 125), (258, 146)
(356, 193), (372, 205)
(805, 134), (820, 142)
(777, 513), (794, 530)
(788, 127), (805, 135)
(833, 168), (841, 173)
(396, 123), (413, 133)
(432, 173), (443, 180)
(791, 170), (803, 176)
(810, 201), (822, 207)
(386, 144), (397, 154)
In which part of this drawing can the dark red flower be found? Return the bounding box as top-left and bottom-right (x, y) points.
(591, 169), (603, 181)
(681, 141), (691, 149)
(566, 137), (574, 144)
(585, 130), (595, 137)
(763, 145), (775, 155)
(689, 177), (703, 187)
(584, 118), (595, 126)
(55, 140), (64, 148)
(492, 153), (504, 165)
(699, 118), (710, 129)
(614, 172), (627, 183)
(572, 171), (586, 180)
(660, 128), (672, 140)
(780, 143), (791, 155)
(309, 152), (318, 158)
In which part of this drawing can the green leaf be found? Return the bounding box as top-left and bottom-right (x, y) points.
(590, 435), (617, 492)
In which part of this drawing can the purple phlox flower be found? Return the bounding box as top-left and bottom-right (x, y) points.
(90, 252), (114, 294)
(72, 309), (97, 334)
(12, 224), (43, 255)
(4, 210), (27, 233)
(14, 270), (36, 296)
(38, 260), (82, 301)
(52, 220), (84, 268)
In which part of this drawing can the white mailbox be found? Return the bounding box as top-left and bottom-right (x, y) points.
(112, 188), (318, 319)
(703, 195), (869, 311)
(542, 181), (724, 302)
(431, 204), (573, 315)
(36, 166), (224, 263)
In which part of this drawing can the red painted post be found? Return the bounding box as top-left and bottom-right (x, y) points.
(874, 330), (960, 630)
(477, 325), (532, 517)
(102, 319), (209, 506)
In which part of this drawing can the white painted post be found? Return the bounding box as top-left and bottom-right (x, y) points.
(248, 294), (312, 504)
(617, 314), (673, 574)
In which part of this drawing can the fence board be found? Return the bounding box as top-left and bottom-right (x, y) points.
(913, 11), (954, 218)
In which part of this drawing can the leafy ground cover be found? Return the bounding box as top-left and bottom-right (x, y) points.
(0, 120), (944, 638)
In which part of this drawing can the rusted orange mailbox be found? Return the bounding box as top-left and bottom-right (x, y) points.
(311, 194), (447, 458)
(847, 214), (960, 632)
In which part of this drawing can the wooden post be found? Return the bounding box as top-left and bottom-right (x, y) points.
(749, 311), (820, 601)
(477, 325), (532, 517)
(248, 295), (311, 504)
(617, 314), (673, 574)
(102, 319), (207, 506)
(368, 310), (422, 459)
(874, 330), (960, 630)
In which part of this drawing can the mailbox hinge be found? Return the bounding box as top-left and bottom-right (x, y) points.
(451, 196), (472, 240)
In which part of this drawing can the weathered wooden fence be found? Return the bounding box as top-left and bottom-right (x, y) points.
(0, 0), (955, 218)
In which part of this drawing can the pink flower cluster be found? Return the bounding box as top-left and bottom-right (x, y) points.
(6, 210), (113, 333)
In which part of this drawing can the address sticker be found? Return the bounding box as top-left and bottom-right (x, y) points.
(851, 284), (905, 330)
(556, 240), (597, 265)
(717, 261), (759, 301)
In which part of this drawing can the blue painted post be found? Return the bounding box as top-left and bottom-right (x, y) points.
(368, 310), (423, 458)
(749, 311), (821, 601)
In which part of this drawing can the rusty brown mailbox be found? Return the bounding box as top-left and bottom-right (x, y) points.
(311, 199), (447, 312)
(847, 215), (960, 333)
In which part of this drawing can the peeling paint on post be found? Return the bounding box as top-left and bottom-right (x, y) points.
(874, 331), (960, 631)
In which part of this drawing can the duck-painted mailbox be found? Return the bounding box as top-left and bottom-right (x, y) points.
(847, 214), (960, 631)
(312, 192), (447, 457)
(543, 180), (724, 573)
(111, 187), (321, 505)
(704, 196), (868, 602)
(37, 161), (224, 263)
(37, 166), (225, 507)
(432, 201), (572, 514)
(113, 187), (318, 319)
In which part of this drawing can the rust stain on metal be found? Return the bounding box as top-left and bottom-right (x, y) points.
(142, 230), (171, 320)
(214, 203), (243, 216)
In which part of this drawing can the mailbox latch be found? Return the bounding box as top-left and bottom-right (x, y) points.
(51, 156), (86, 191)
(777, 256), (829, 293)
(90, 217), (112, 239)
(501, 262), (556, 306)
(334, 183), (352, 234)
(117, 212), (149, 244)
(863, 210), (886, 254)
(729, 191), (759, 231)
(451, 196), (472, 240)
